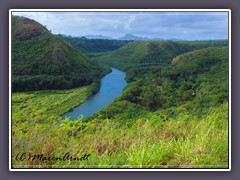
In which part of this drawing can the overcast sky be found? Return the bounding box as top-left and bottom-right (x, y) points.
(12, 11), (229, 40)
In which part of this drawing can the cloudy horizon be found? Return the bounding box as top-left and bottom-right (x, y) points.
(12, 11), (229, 40)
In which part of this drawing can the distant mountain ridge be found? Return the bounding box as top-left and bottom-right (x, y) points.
(69, 33), (164, 41)
(118, 33), (149, 40)
(57, 33), (226, 42)
(118, 33), (164, 41)
(84, 35), (112, 40)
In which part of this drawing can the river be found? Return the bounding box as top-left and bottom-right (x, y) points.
(62, 68), (127, 120)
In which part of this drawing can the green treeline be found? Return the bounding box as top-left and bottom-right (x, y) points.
(60, 35), (130, 55)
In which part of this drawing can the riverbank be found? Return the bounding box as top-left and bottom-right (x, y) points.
(12, 84), (98, 123)
(62, 68), (127, 120)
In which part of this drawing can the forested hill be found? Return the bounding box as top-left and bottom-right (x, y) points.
(93, 40), (228, 71)
(59, 35), (130, 54)
(12, 16), (109, 92)
(90, 46), (228, 121)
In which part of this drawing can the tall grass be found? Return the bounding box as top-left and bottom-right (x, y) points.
(12, 100), (228, 168)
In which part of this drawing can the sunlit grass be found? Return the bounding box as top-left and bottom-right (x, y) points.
(12, 97), (228, 168)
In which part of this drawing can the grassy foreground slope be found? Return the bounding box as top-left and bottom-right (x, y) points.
(12, 16), (109, 92)
(12, 98), (228, 168)
(93, 40), (228, 71)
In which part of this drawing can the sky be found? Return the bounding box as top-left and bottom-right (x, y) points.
(12, 11), (229, 40)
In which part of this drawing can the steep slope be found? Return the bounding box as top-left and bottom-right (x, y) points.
(91, 46), (228, 120)
(93, 40), (228, 71)
(12, 16), (109, 92)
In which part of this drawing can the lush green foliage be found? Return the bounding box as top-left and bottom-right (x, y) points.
(12, 97), (228, 168)
(91, 47), (228, 118)
(12, 16), (110, 92)
(11, 24), (229, 169)
(60, 35), (130, 54)
(93, 40), (228, 71)
(12, 84), (99, 122)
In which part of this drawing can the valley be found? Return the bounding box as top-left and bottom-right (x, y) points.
(11, 15), (229, 169)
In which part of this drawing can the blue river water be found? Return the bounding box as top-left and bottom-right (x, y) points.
(62, 68), (127, 120)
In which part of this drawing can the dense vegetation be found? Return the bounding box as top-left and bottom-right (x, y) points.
(12, 95), (228, 168)
(93, 40), (228, 71)
(12, 16), (110, 92)
(12, 45), (229, 168)
(11, 16), (229, 168)
(60, 35), (130, 55)
(89, 47), (228, 122)
(12, 83), (100, 121)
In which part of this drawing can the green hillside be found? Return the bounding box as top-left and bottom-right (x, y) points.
(60, 35), (130, 54)
(12, 46), (229, 168)
(12, 16), (109, 92)
(93, 40), (228, 71)
(90, 46), (228, 122)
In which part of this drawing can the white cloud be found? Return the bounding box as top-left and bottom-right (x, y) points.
(12, 11), (229, 40)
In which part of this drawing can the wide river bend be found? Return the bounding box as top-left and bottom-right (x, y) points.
(62, 68), (127, 120)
